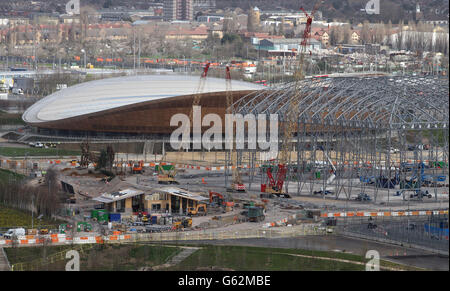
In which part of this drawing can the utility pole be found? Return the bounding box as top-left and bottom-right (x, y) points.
(33, 17), (37, 70)
(31, 195), (34, 229)
(81, 49), (86, 69)
(138, 28), (141, 71)
(133, 27), (136, 73)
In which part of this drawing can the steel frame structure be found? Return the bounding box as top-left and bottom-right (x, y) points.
(230, 75), (449, 205)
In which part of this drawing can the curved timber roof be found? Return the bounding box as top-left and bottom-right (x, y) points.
(23, 74), (263, 123)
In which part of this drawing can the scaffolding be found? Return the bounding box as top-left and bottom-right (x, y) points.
(230, 75), (449, 205)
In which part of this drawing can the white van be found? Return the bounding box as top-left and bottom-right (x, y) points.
(3, 228), (26, 239)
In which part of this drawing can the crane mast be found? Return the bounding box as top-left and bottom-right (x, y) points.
(264, 1), (322, 196)
(226, 66), (246, 192)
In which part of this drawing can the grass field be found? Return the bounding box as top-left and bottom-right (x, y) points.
(3, 242), (423, 271)
(0, 205), (63, 229)
(0, 168), (25, 183)
(166, 245), (422, 271)
(5, 243), (181, 271)
(0, 147), (80, 157)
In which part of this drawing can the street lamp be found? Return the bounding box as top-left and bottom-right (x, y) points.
(81, 49), (86, 69)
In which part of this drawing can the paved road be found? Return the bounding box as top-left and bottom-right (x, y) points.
(177, 235), (449, 271)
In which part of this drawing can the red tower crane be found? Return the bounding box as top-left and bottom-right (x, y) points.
(262, 1), (322, 198)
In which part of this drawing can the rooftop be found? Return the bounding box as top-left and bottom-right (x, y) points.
(22, 73), (263, 123)
(93, 188), (144, 203)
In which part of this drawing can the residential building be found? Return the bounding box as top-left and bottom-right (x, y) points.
(312, 27), (330, 46)
(165, 24), (208, 40)
(193, 0), (216, 11)
(197, 15), (223, 23)
(257, 37), (322, 54)
(351, 30), (361, 44)
(164, 0), (193, 21)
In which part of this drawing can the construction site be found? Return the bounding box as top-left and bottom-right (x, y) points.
(0, 2), (448, 272)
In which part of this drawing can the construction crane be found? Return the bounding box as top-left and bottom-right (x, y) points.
(226, 66), (246, 192)
(262, 1), (322, 197)
(157, 63), (211, 184)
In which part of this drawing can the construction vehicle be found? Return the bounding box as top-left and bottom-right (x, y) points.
(209, 191), (235, 207)
(398, 189), (433, 201)
(355, 193), (372, 201)
(59, 223), (73, 234)
(209, 191), (235, 212)
(172, 217), (193, 229)
(246, 206), (265, 222)
(39, 228), (49, 235)
(225, 66), (247, 193)
(132, 161), (144, 174)
(400, 162), (446, 187)
(261, 164), (291, 198)
(187, 203), (207, 216)
(76, 222), (92, 232)
(157, 165), (179, 184)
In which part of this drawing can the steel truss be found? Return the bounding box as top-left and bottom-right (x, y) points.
(230, 76), (449, 205)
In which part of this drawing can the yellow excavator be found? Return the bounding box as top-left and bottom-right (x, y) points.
(187, 203), (207, 216)
(172, 217), (193, 229)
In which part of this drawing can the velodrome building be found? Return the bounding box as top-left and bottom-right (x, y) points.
(22, 74), (263, 138)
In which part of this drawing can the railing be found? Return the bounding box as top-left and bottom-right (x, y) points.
(1, 247), (11, 271)
(334, 215), (449, 255)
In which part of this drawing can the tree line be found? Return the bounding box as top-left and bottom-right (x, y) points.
(0, 168), (60, 218)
